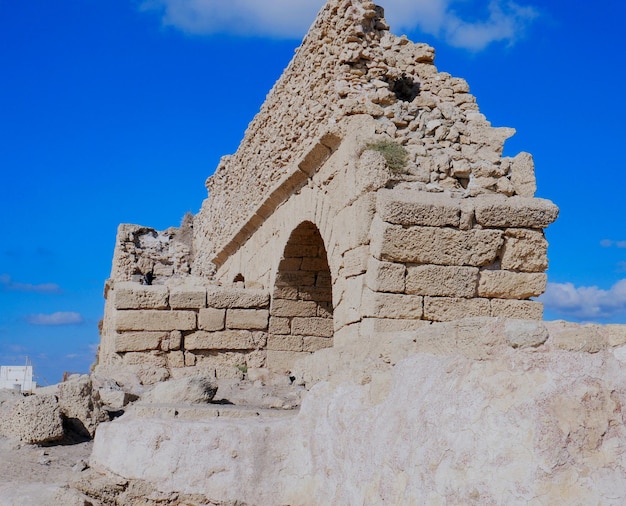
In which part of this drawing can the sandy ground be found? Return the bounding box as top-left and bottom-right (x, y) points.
(0, 376), (305, 505)
(0, 436), (92, 505)
(0, 388), (93, 505)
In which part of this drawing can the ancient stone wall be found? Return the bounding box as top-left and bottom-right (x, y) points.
(363, 189), (558, 327)
(100, 282), (270, 383)
(111, 222), (193, 284)
(97, 0), (559, 381)
(192, 0), (536, 277)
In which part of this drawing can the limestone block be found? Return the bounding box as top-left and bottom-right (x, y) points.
(206, 287), (269, 309)
(283, 242), (320, 259)
(474, 195), (559, 228)
(276, 270), (317, 288)
(490, 299), (543, 320)
(184, 330), (255, 351)
(365, 257), (406, 293)
(298, 142), (330, 176)
(278, 258), (302, 271)
(291, 317), (334, 337)
(478, 271), (547, 299)
(371, 217), (503, 266)
(58, 374), (105, 438)
(354, 150), (392, 195)
(115, 332), (165, 353)
(198, 308), (226, 331)
(271, 299), (318, 318)
(312, 303), (329, 319)
(273, 285), (298, 300)
(333, 275), (365, 328)
(267, 335), (304, 352)
(343, 246), (369, 278)
(169, 330), (182, 351)
(545, 321), (608, 353)
(226, 309), (269, 330)
(299, 287), (333, 303)
(504, 320), (549, 348)
(316, 272), (332, 288)
(245, 350), (267, 369)
(269, 317), (291, 335)
(122, 351), (167, 368)
(424, 297), (491, 321)
(169, 286), (207, 309)
(509, 152), (536, 197)
(359, 317), (430, 336)
(301, 257), (330, 272)
(266, 350), (306, 374)
(141, 376), (218, 404)
(153, 262), (174, 277)
(375, 188), (461, 227)
(361, 289), (423, 319)
(91, 349), (626, 505)
(115, 310), (196, 332)
(192, 351), (248, 380)
(406, 265), (478, 297)
(167, 351), (185, 369)
(334, 194), (376, 253)
(114, 282), (169, 310)
(303, 336), (333, 352)
(98, 388), (131, 409)
(1, 394), (64, 444)
(606, 325), (626, 346)
(500, 229), (548, 272)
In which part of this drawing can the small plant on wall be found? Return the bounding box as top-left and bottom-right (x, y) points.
(364, 140), (409, 174)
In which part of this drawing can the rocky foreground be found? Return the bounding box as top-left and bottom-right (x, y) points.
(2, 318), (626, 505)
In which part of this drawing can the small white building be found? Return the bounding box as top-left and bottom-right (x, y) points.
(0, 365), (36, 393)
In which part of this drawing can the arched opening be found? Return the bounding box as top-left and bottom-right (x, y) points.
(268, 221), (333, 366)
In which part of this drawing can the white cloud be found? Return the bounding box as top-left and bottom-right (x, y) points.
(25, 312), (84, 326)
(601, 239), (626, 248)
(139, 0), (538, 50)
(0, 274), (61, 294)
(540, 280), (626, 321)
(139, 0), (321, 38)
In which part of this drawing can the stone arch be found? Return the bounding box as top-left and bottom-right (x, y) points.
(268, 221), (334, 370)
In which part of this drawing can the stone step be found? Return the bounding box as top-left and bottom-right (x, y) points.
(127, 402), (299, 421)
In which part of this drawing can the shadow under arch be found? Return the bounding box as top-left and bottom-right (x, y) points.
(268, 221), (333, 371)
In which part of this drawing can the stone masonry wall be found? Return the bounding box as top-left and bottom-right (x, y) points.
(193, 0), (537, 277)
(358, 189), (558, 335)
(101, 282), (270, 383)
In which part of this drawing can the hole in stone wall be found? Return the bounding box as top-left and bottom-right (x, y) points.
(269, 221), (334, 367)
(387, 74), (420, 102)
(233, 273), (245, 286)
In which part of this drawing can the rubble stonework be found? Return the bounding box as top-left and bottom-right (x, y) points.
(97, 0), (558, 380)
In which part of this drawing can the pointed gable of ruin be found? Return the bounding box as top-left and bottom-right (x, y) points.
(193, 0), (538, 276)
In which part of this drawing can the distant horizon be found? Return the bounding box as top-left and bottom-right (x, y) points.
(1, 0), (625, 384)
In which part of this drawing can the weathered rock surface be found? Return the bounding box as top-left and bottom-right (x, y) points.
(0, 375), (106, 446)
(140, 376), (218, 405)
(58, 374), (106, 438)
(0, 394), (64, 445)
(89, 319), (626, 505)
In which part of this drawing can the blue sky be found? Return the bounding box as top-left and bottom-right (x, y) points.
(1, 0), (625, 384)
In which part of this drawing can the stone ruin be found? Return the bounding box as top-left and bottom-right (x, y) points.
(96, 0), (559, 386)
(10, 1), (626, 504)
